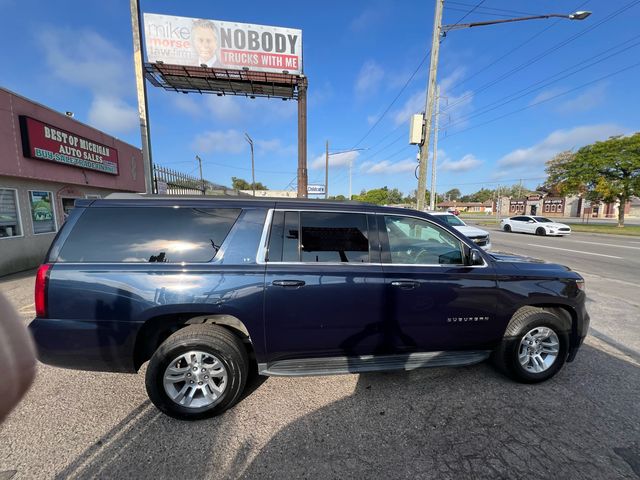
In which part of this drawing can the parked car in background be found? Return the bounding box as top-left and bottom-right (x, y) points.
(501, 216), (572, 236)
(29, 195), (588, 420)
(430, 211), (491, 250)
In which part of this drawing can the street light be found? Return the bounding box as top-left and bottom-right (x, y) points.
(442, 11), (592, 33)
(324, 144), (367, 199)
(415, 3), (592, 211)
(244, 133), (255, 197)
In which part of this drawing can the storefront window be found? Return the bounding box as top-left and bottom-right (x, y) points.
(0, 188), (22, 238)
(29, 191), (56, 234)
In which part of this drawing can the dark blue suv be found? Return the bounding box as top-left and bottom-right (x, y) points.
(29, 195), (589, 419)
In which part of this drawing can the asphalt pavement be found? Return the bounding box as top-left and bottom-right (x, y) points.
(0, 231), (639, 479)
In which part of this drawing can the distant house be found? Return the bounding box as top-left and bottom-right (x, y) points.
(436, 201), (494, 213)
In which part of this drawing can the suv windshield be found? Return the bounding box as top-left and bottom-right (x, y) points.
(533, 217), (553, 223)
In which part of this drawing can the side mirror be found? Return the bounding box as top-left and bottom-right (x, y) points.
(470, 249), (484, 266)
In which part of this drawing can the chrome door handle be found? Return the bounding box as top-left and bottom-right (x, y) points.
(272, 280), (306, 287)
(390, 280), (419, 290)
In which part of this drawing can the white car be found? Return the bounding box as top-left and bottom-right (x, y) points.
(429, 212), (492, 250)
(501, 215), (571, 236)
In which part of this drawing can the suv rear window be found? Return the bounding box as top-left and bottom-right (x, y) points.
(57, 207), (241, 263)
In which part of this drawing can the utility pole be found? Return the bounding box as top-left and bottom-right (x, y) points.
(349, 159), (353, 200)
(196, 155), (204, 195)
(416, 0), (444, 211)
(429, 84), (440, 211)
(297, 76), (308, 198)
(130, 0), (154, 194)
(325, 140), (329, 199)
(244, 133), (255, 197)
(517, 179), (523, 199)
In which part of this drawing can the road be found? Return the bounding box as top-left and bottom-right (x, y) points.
(482, 226), (640, 356)
(0, 231), (639, 479)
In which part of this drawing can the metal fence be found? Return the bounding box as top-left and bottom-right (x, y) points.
(153, 164), (250, 196)
(153, 165), (204, 195)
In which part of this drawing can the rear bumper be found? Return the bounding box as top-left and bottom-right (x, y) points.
(29, 318), (141, 373)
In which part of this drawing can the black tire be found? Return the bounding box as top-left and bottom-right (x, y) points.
(536, 227), (546, 236)
(145, 324), (249, 420)
(503, 224), (511, 232)
(492, 307), (570, 383)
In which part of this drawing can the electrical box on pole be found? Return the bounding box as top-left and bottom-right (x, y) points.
(409, 114), (424, 145)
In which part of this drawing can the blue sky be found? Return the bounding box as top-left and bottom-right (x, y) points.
(1, 0), (638, 196)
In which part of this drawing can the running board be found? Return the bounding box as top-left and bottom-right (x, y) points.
(258, 350), (491, 377)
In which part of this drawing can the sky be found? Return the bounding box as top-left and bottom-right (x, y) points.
(1, 0), (638, 197)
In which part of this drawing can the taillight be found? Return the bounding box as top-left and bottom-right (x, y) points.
(35, 264), (52, 317)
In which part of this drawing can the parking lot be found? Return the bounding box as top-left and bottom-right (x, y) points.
(1, 230), (639, 479)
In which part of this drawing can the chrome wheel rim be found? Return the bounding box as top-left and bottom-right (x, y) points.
(518, 327), (560, 373)
(163, 351), (228, 409)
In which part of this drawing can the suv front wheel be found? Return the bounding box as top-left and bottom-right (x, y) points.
(493, 307), (569, 383)
(145, 324), (249, 420)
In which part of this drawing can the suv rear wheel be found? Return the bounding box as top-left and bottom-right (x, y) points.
(145, 324), (248, 420)
(492, 307), (569, 383)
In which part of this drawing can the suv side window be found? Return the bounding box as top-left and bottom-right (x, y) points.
(57, 207), (241, 263)
(382, 215), (463, 265)
(267, 211), (370, 263)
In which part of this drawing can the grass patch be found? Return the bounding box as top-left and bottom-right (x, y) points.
(467, 220), (640, 236)
(568, 224), (640, 236)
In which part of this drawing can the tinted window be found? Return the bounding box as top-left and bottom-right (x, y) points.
(301, 212), (369, 263)
(511, 216), (528, 221)
(384, 215), (463, 265)
(57, 207), (240, 263)
(533, 216), (552, 223)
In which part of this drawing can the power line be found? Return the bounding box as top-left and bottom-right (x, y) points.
(442, 0), (638, 113)
(446, 1), (543, 17)
(443, 35), (640, 130)
(348, 0), (489, 151)
(441, 61), (640, 139)
(444, 6), (520, 19)
(350, 53), (429, 149)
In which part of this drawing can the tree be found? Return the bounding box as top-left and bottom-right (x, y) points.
(445, 188), (461, 201)
(231, 177), (268, 191)
(352, 186), (407, 205)
(545, 134), (640, 227)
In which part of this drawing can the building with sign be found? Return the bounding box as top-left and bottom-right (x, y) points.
(0, 87), (144, 276)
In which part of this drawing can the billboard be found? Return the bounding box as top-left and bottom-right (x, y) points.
(143, 13), (302, 75)
(19, 116), (119, 175)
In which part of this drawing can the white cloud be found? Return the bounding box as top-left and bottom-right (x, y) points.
(310, 151), (359, 170)
(497, 124), (625, 167)
(255, 139), (296, 156)
(39, 27), (138, 134)
(39, 28), (132, 96)
(350, 5), (385, 31)
(361, 159), (417, 175)
(355, 60), (384, 96)
(529, 88), (564, 106)
(367, 114), (379, 125)
(191, 129), (247, 154)
(556, 83), (607, 114)
(393, 90), (424, 125)
(440, 153), (482, 172)
(88, 96), (138, 134)
(439, 68), (474, 127)
(173, 93), (295, 124)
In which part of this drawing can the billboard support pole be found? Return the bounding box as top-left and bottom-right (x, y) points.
(297, 76), (308, 198)
(130, 0), (154, 194)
